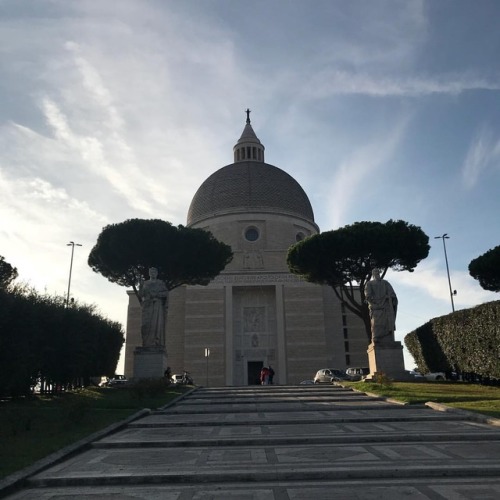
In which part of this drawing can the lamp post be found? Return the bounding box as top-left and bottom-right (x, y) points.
(205, 348), (210, 387)
(434, 234), (455, 312)
(66, 241), (82, 307)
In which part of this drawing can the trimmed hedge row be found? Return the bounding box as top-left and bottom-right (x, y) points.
(405, 300), (500, 378)
(0, 285), (124, 397)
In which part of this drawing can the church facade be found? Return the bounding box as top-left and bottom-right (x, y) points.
(124, 115), (368, 385)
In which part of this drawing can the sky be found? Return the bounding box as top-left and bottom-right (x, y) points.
(1, 0), (499, 373)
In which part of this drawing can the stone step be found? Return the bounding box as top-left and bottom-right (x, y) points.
(162, 402), (403, 414)
(13, 477), (500, 499)
(93, 431), (500, 448)
(137, 399), (471, 429)
(26, 448), (500, 487)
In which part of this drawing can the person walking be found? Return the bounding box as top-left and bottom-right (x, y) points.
(268, 366), (275, 384)
(260, 366), (269, 385)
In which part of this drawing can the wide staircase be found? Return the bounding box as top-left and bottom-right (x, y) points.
(5, 384), (500, 498)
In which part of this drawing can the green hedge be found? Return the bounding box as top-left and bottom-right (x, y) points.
(405, 301), (500, 378)
(0, 285), (124, 397)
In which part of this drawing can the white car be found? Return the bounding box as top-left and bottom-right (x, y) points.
(345, 367), (369, 381)
(410, 370), (446, 381)
(171, 374), (184, 384)
(314, 368), (347, 384)
(107, 375), (128, 386)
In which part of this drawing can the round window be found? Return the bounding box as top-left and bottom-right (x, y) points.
(245, 227), (259, 242)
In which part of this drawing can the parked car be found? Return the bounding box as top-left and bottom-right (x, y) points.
(410, 370), (446, 381)
(345, 367), (370, 381)
(171, 371), (194, 385)
(314, 368), (347, 384)
(107, 375), (128, 386)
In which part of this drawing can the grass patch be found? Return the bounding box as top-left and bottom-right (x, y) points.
(0, 384), (187, 479)
(342, 380), (500, 418)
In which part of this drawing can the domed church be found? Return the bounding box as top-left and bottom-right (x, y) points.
(124, 112), (368, 385)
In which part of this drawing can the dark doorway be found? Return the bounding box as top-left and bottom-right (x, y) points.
(248, 361), (263, 385)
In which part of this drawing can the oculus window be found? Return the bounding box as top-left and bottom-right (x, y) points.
(245, 227), (260, 242)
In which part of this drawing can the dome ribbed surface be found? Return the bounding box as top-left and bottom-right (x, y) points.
(187, 161), (315, 226)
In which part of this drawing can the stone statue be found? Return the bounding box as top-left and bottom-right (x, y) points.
(364, 268), (398, 344)
(139, 267), (168, 347)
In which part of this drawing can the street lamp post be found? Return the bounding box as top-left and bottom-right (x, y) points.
(205, 348), (210, 387)
(66, 241), (82, 307)
(434, 234), (455, 312)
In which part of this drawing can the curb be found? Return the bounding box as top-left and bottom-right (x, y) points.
(338, 383), (408, 406)
(339, 382), (500, 426)
(425, 401), (500, 427)
(156, 386), (199, 411)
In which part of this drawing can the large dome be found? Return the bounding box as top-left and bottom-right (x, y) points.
(187, 160), (315, 226)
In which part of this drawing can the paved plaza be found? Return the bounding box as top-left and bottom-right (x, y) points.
(3, 384), (500, 499)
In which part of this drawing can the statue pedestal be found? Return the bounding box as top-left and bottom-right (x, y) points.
(133, 346), (168, 379)
(366, 341), (413, 381)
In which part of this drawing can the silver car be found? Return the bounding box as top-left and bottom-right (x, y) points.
(314, 368), (347, 384)
(171, 374), (184, 384)
(345, 367), (369, 381)
(410, 370), (446, 381)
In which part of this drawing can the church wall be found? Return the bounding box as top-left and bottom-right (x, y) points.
(183, 286), (226, 386)
(322, 286), (370, 369)
(344, 317), (370, 368)
(265, 217), (312, 250)
(344, 300), (371, 368)
(164, 286), (186, 376)
(283, 283), (329, 384)
(263, 251), (291, 272)
(194, 212), (318, 275)
(322, 285), (347, 370)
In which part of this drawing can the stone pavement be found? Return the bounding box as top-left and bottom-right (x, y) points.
(3, 384), (500, 499)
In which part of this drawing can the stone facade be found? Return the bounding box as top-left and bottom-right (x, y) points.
(124, 116), (368, 385)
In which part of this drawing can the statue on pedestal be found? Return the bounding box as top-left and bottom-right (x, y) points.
(139, 267), (168, 347)
(364, 268), (398, 344)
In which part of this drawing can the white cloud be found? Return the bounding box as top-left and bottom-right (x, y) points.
(325, 116), (409, 228)
(64, 41), (124, 130)
(462, 126), (500, 189)
(389, 259), (497, 313)
(0, 167), (107, 296)
(302, 70), (500, 99)
(0, 169), (106, 228)
(41, 96), (157, 214)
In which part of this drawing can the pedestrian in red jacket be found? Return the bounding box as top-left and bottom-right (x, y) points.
(260, 366), (269, 385)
